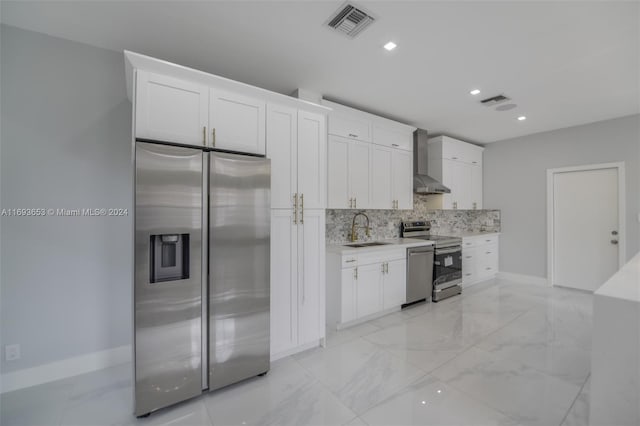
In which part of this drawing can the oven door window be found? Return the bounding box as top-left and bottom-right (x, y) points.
(433, 248), (462, 287)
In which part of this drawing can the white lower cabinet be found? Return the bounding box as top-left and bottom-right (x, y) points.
(356, 263), (383, 318)
(461, 234), (499, 286)
(327, 248), (407, 329)
(270, 209), (325, 359)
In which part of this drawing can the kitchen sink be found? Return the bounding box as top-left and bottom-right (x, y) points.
(343, 241), (392, 248)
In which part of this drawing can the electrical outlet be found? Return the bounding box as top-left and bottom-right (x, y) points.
(5, 344), (20, 361)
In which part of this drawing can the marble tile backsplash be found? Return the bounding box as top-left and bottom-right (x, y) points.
(326, 194), (500, 244)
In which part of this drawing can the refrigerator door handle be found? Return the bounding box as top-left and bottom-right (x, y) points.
(293, 193), (298, 224)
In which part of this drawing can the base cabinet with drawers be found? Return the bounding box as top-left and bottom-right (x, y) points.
(462, 234), (499, 286)
(327, 247), (409, 329)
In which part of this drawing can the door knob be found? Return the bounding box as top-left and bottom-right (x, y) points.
(611, 231), (618, 235)
(611, 240), (619, 245)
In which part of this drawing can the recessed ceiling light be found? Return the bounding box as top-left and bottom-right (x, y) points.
(383, 41), (397, 51)
(517, 116), (527, 121)
(470, 89), (481, 95)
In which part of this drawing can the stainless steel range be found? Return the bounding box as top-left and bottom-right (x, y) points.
(402, 221), (463, 302)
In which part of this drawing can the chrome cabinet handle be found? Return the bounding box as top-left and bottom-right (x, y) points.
(212, 128), (216, 147)
(392, 143), (399, 147)
(611, 240), (619, 245)
(385, 262), (389, 274)
(381, 263), (385, 274)
(473, 202), (477, 210)
(300, 194), (304, 224)
(354, 268), (358, 279)
(203, 126), (207, 146)
(612, 231), (618, 235)
(346, 259), (356, 263)
(354, 198), (357, 209)
(348, 133), (358, 138)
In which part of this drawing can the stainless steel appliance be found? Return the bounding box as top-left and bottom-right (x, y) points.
(135, 141), (270, 417)
(401, 221), (462, 302)
(403, 245), (434, 307)
(413, 129), (451, 194)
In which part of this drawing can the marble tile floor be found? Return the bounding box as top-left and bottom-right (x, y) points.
(1, 278), (594, 426)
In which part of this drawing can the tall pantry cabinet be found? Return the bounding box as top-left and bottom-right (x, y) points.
(267, 103), (328, 359)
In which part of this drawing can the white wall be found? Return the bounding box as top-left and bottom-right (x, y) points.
(0, 25), (132, 374)
(484, 114), (640, 279)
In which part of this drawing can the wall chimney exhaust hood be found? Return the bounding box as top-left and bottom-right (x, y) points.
(413, 129), (451, 194)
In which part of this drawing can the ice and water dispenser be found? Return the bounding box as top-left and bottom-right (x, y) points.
(149, 234), (190, 283)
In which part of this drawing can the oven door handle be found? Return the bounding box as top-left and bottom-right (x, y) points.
(434, 247), (461, 255)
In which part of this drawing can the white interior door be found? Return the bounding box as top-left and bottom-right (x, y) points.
(552, 167), (620, 291)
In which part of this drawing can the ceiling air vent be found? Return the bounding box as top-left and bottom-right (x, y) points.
(480, 94), (511, 106)
(326, 3), (375, 38)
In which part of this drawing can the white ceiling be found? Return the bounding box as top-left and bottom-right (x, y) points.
(2, 1), (638, 143)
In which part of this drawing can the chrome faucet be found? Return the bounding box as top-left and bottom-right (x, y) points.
(350, 212), (371, 242)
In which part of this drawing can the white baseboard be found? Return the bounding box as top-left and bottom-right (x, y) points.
(1, 345), (131, 394)
(496, 271), (549, 286)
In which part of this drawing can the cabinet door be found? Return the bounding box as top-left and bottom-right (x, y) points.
(370, 145), (393, 209)
(373, 125), (412, 150)
(327, 136), (350, 209)
(266, 104), (297, 209)
(349, 140), (371, 209)
(209, 89), (266, 155)
(356, 263), (383, 318)
(298, 209), (325, 346)
(297, 111), (326, 209)
(392, 150), (413, 210)
(448, 160), (472, 209)
(340, 268), (357, 323)
(328, 113), (372, 142)
(383, 259), (406, 309)
(471, 164), (483, 210)
(478, 243), (499, 279)
(270, 210), (298, 356)
(135, 71), (208, 147)
(462, 247), (477, 286)
(441, 159), (455, 209)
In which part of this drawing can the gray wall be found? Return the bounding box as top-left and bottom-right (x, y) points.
(0, 25), (132, 373)
(484, 115), (640, 278)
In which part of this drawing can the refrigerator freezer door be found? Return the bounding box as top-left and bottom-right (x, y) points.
(209, 152), (271, 391)
(135, 142), (203, 416)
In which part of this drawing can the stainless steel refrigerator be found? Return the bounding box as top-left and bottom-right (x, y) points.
(134, 141), (270, 417)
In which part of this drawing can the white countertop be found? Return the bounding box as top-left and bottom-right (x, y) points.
(435, 230), (501, 238)
(594, 251), (640, 302)
(326, 238), (434, 255)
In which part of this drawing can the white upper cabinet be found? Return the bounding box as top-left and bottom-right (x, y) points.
(327, 111), (372, 142)
(327, 136), (350, 209)
(297, 111), (326, 210)
(135, 71), (209, 147)
(373, 124), (412, 151)
(348, 140), (371, 209)
(427, 136), (484, 210)
(209, 89), (265, 155)
(370, 145), (393, 209)
(267, 105), (326, 210)
(392, 150), (413, 210)
(327, 135), (371, 209)
(322, 99), (415, 210)
(267, 104), (298, 209)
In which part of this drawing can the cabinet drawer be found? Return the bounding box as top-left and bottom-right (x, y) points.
(462, 248), (477, 284)
(358, 249), (405, 266)
(342, 256), (358, 268)
(373, 125), (412, 150)
(478, 235), (499, 246)
(462, 238), (478, 249)
(328, 114), (372, 142)
(478, 244), (499, 277)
